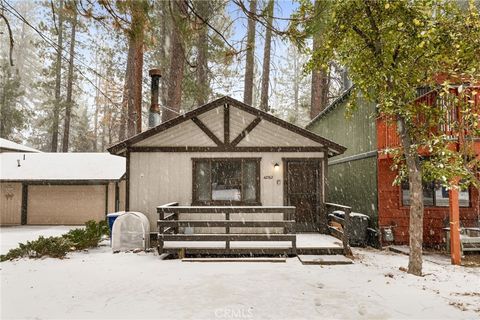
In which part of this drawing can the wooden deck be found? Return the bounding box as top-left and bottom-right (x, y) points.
(161, 233), (343, 256)
(157, 204), (346, 257)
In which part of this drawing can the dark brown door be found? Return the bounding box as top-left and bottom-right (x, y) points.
(284, 159), (322, 232)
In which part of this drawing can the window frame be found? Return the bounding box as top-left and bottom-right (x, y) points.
(400, 181), (471, 208)
(192, 158), (261, 206)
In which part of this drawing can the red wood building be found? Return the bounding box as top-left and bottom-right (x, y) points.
(377, 87), (480, 245)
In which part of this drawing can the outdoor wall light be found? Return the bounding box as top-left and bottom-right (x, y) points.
(274, 163), (280, 170)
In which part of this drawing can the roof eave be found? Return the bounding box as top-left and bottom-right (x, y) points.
(107, 95), (347, 156)
(306, 85), (355, 130)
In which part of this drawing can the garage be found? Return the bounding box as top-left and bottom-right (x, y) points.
(0, 152), (125, 226)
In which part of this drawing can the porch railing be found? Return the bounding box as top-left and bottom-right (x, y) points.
(325, 202), (353, 256)
(157, 204), (296, 255)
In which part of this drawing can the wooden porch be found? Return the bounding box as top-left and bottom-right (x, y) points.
(157, 203), (348, 257)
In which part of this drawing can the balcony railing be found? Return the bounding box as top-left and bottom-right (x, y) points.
(378, 88), (480, 151)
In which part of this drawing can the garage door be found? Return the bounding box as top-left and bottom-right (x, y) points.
(27, 185), (106, 225)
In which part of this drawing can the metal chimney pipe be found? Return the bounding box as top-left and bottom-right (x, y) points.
(148, 68), (162, 128)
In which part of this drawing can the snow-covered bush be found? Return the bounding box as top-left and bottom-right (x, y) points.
(0, 220), (109, 262)
(63, 220), (109, 250)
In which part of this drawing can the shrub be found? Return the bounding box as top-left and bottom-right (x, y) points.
(63, 220), (109, 250)
(0, 236), (72, 262)
(0, 220), (110, 262)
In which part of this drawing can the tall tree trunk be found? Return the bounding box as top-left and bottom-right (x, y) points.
(158, 1), (168, 111)
(126, 1), (145, 137)
(92, 52), (100, 152)
(120, 41), (134, 140)
(163, 0), (187, 122)
(293, 48), (299, 123)
(398, 116), (424, 276)
(51, 0), (64, 152)
(243, 0), (256, 106)
(62, 8), (77, 152)
(310, 0), (329, 119)
(260, 0), (274, 112)
(195, 0), (209, 106)
(131, 40), (143, 135)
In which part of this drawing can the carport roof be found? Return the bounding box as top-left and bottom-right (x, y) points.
(0, 153), (125, 182)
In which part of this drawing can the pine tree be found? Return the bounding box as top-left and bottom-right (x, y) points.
(163, 0), (188, 122)
(310, 0), (330, 119)
(0, 61), (25, 139)
(243, 0), (256, 106)
(62, 3), (77, 152)
(51, 0), (64, 152)
(260, 0), (274, 112)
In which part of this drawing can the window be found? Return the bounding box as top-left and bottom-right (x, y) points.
(401, 181), (470, 207)
(193, 158), (260, 205)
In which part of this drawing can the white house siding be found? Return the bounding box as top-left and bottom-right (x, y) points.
(129, 152), (324, 230)
(0, 182), (22, 225)
(197, 107), (224, 141)
(135, 120), (217, 147)
(131, 105), (326, 150)
(229, 105), (322, 147)
(229, 106), (257, 138)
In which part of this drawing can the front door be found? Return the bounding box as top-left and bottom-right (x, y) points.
(284, 159), (322, 232)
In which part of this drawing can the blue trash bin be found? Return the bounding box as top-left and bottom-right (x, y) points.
(106, 212), (121, 240)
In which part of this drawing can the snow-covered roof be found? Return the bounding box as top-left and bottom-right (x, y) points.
(0, 138), (40, 153)
(0, 153), (125, 181)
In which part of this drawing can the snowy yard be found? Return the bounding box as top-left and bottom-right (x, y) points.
(1, 227), (479, 319)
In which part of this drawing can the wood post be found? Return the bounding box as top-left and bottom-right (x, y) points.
(449, 183), (461, 265)
(225, 211), (230, 249)
(21, 183), (28, 225)
(158, 207), (164, 254)
(343, 207), (353, 256)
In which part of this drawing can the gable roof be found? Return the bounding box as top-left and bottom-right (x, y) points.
(306, 86), (355, 130)
(0, 138), (40, 153)
(108, 96), (346, 157)
(0, 153), (125, 182)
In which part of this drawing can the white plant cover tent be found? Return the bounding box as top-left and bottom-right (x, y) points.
(111, 212), (150, 251)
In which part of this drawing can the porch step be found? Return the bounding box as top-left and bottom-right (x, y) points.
(298, 254), (353, 265)
(182, 257), (287, 263)
(295, 247), (344, 255)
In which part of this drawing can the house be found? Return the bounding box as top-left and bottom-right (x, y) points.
(0, 152), (126, 225)
(107, 96), (346, 236)
(307, 87), (480, 246)
(0, 138), (40, 153)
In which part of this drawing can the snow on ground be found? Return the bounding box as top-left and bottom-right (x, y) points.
(0, 226), (79, 254)
(1, 228), (479, 320)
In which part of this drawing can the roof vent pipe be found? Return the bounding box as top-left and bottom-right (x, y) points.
(148, 69), (162, 128)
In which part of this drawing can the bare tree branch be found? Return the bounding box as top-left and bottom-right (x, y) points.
(0, 11), (14, 66)
(232, 0), (288, 37)
(185, 0), (240, 55)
